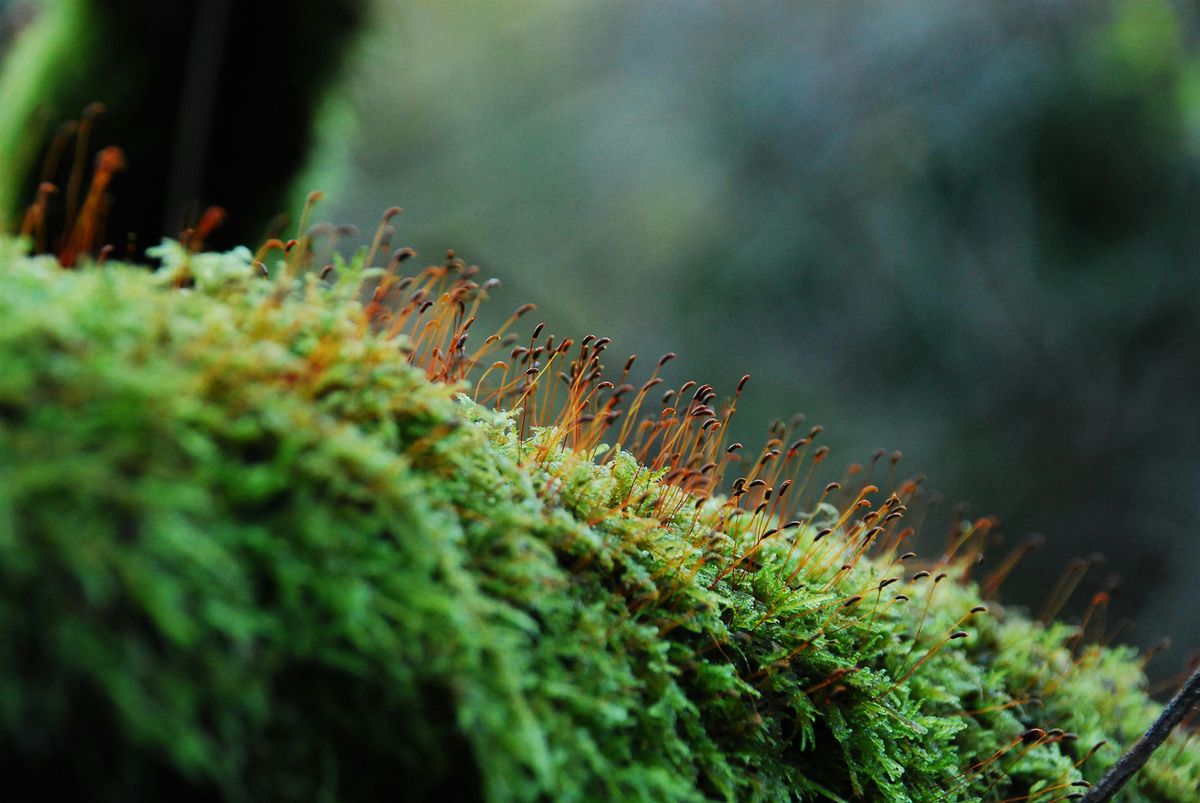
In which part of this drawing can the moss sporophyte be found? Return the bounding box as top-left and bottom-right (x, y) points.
(1, 186), (1199, 800)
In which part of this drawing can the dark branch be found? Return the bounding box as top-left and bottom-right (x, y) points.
(1081, 664), (1200, 802)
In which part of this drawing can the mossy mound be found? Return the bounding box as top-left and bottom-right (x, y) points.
(0, 239), (1196, 801)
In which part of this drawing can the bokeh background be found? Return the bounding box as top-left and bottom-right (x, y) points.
(4, 0), (1200, 678)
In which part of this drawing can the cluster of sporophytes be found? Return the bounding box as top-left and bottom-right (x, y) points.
(1, 201), (1198, 802)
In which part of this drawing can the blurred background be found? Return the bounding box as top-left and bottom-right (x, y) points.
(3, 0), (1199, 678)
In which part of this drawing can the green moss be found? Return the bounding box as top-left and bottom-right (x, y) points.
(0, 239), (1196, 801)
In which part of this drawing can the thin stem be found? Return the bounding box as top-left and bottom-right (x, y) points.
(1081, 663), (1200, 802)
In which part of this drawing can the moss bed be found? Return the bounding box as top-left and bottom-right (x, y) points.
(0, 237), (1196, 801)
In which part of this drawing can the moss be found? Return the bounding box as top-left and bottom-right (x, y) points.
(0, 238), (1196, 801)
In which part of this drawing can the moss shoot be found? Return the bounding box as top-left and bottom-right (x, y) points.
(0, 232), (1197, 801)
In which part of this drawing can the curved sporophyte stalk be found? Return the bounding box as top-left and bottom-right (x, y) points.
(1, 196), (1198, 802)
(16, 105), (234, 266)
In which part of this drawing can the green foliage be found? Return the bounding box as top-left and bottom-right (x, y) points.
(0, 241), (1196, 801)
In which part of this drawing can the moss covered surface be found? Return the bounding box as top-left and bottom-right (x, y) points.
(0, 239), (1197, 801)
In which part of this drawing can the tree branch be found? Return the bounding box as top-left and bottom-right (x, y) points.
(1080, 663), (1200, 802)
